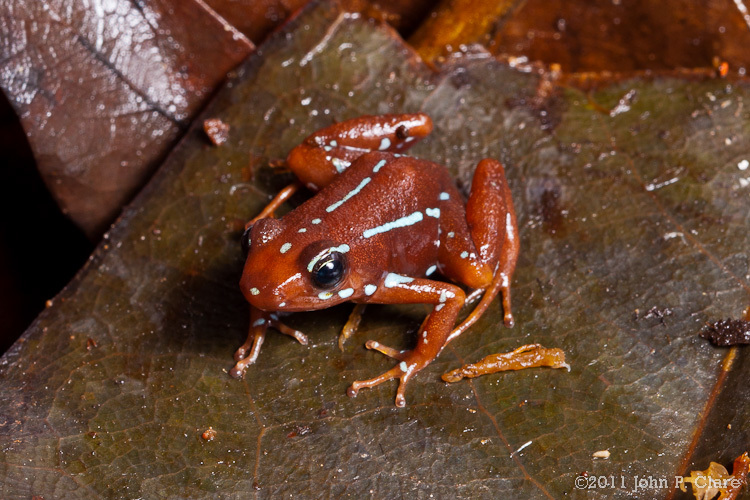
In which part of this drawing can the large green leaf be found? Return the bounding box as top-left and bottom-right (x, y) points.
(1, 2), (748, 498)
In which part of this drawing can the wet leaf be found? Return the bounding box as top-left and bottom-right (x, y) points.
(409, 0), (518, 62)
(0, 0), (253, 238)
(203, 0), (439, 41)
(203, 0), (311, 42)
(354, 0), (440, 33)
(1, 2), (749, 498)
(411, 0), (750, 75)
(487, 0), (750, 74)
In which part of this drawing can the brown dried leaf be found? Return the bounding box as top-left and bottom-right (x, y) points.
(204, 0), (438, 41)
(202, 0), (310, 42)
(488, 0), (750, 74)
(0, 0), (253, 238)
(411, 0), (750, 76)
(409, 0), (519, 61)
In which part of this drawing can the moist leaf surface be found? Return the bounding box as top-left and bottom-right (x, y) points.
(0, 3), (748, 498)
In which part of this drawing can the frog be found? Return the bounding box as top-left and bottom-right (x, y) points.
(233, 113), (519, 407)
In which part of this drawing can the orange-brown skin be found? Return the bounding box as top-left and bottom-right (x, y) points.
(233, 113), (519, 407)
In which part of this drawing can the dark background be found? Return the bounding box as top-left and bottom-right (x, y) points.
(0, 94), (92, 354)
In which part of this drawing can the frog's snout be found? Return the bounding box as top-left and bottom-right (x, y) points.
(239, 269), (293, 311)
(239, 272), (258, 304)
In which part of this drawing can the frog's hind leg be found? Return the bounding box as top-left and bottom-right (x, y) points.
(467, 158), (518, 324)
(441, 159), (519, 344)
(286, 113), (433, 190)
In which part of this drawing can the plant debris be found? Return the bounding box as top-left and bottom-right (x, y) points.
(679, 452), (749, 500)
(203, 118), (231, 146)
(700, 320), (750, 347)
(201, 427), (217, 441)
(442, 344), (569, 383)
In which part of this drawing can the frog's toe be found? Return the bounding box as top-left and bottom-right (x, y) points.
(394, 380), (408, 407)
(229, 356), (255, 379)
(270, 318), (308, 345)
(347, 364), (401, 398)
(365, 339), (408, 360)
(233, 342), (252, 362)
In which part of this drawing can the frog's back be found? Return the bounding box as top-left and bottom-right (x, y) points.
(283, 152), (462, 276)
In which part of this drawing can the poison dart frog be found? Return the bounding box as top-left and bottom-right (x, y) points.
(233, 113), (519, 407)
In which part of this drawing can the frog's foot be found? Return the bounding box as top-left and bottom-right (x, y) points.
(347, 361), (417, 408)
(230, 314), (308, 379)
(348, 343), (420, 407)
(463, 286), (513, 326)
(338, 303), (367, 351)
(233, 316), (308, 362)
(230, 349), (260, 379)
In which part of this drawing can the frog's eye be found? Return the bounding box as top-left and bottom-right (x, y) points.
(311, 251), (346, 289)
(240, 225), (253, 254)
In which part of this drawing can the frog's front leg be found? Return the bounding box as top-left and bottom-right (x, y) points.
(230, 305), (308, 379)
(347, 276), (466, 407)
(338, 303), (367, 351)
(286, 113), (433, 190)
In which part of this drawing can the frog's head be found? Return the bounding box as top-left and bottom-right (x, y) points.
(239, 218), (354, 311)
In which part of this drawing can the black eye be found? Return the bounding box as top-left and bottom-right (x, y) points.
(240, 225), (253, 254)
(312, 251), (346, 289)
